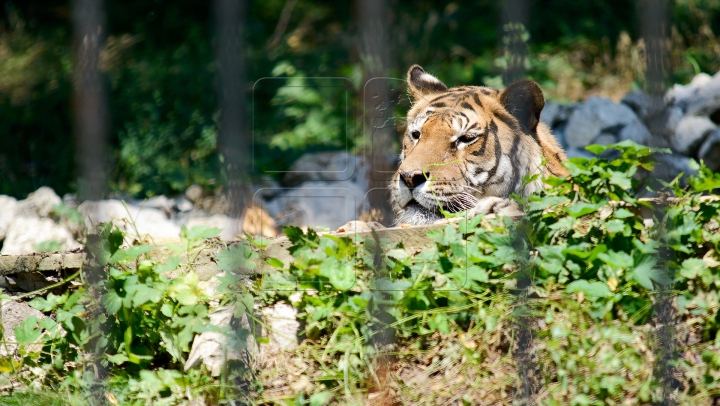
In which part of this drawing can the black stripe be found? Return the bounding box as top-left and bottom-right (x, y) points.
(485, 130), (502, 181)
(428, 94), (455, 103)
(495, 110), (522, 133)
(467, 123), (479, 131)
(472, 93), (484, 108)
(508, 136), (522, 193)
(431, 102), (447, 108)
(460, 101), (474, 111)
(471, 121), (495, 156)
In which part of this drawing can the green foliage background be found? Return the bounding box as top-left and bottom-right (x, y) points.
(0, 0), (719, 198)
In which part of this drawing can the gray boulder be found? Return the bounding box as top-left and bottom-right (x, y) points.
(264, 180), (366, 230)
(540, 101), (568, 127)
(698, 129), (720, 172)
(283, 151), (362, 186)
(564, 147), (595, 159)
(618, 119), (652, 145)
(621, 90), (663, 121)
(565, 96), (640, 148)
(651, 153), (698, 184)
(671, 116), (716, 155)
(0, 216), (81, 255)
(592, 132), (619, 146)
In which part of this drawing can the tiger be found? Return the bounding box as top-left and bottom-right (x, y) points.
(390, 65), (569, 225)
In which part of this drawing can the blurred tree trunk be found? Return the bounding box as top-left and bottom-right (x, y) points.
(215, 0), (252, 229)
(72, 0), (110, 398)
(500, 0), (529, 85)
(355, 0), (396, 226)
(73, 0), (108, 201)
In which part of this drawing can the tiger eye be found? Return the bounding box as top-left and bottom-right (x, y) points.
(458, 133), (477, 143)
(411, 130), (421, 140)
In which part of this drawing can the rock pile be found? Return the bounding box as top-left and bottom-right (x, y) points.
(547, 71), (720, 176)
(1, 72), (719, 256)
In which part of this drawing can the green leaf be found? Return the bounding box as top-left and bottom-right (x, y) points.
(565, 202), (605, 218)
(605, 219), (626, 234)
(607, 169), (633, 190)
(184, 226), (221, 241)
(679, 258), (706, 279)
(528, 195), (570, 212)
(612, 208), (635, 219)
(245, 232), (271, 248)
(216, 244), (258, 272)
(566, 280), (611, 298)
(631, 256), (658, 290)
(319, 257), (355, 291)
(102, 289), (123, 314)
(155, 256), (181, 273)
(161, 303), (174, 317)
(128, 284), (163, 307)
(264, 257), (285, 268)
(309, 391), (333, 406)
(108, 245), (154, 264)
(584, 144), (608, 155)
(14, 317), (42, 345)
(598, 250), (633, 268)
(169, 271), (201, 306)
(28, 292), (67, 312)
(106, 353), (129, 365)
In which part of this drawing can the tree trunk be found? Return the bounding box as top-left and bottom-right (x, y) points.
(215, 0), (252, 231)
(355, 0), (396, 226)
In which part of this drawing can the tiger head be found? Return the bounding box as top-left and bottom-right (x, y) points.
(390, 65), (569, 225)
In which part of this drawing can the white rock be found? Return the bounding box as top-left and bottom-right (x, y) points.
(565, 96), (640, 148)
(184, 306), (244, 377)
(16, 186), (62, 218)
(262, 302), (299, 352)
(174, 197), (194, 212)
(671, 116), (717, 155)
(78, 200), (181, 238)
(141, 195), (173, 217)
(0, 195), (18, 241)
(666, 72), (715, 114)
(0, 300), (45, 356)
(1, 216), (81, 255)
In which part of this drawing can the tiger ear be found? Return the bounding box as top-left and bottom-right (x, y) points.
(499, 79), (545, 133)
(407, 65), (448, 101)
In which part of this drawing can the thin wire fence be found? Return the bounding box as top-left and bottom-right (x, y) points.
(69, 0), (683, 402)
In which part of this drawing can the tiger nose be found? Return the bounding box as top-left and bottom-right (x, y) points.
(400, 170), (429, 189)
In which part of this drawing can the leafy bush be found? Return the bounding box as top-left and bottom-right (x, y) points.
(1, 140), (719, 403)
(251, 141), (720, 404)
